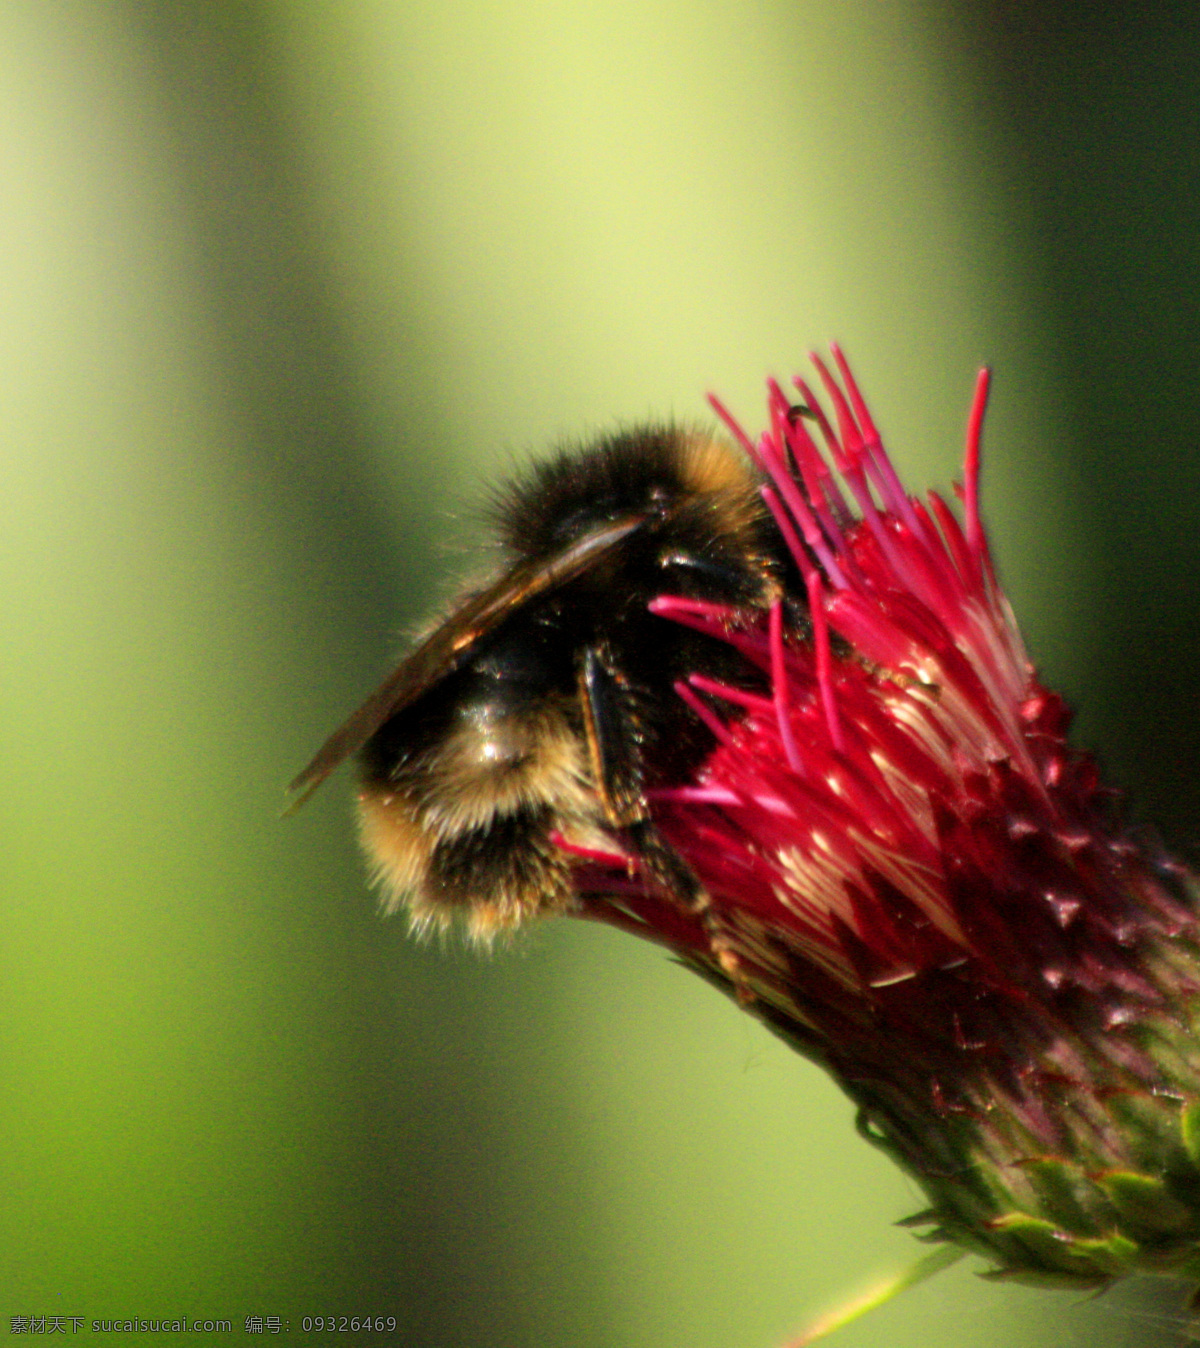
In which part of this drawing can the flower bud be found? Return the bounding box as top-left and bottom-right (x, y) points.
(574, 350), (1200, 1291)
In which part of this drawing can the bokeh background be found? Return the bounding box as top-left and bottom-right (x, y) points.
(2, 4), (1198, 1345)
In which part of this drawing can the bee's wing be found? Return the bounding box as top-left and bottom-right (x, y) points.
(287, 515), (647, 809)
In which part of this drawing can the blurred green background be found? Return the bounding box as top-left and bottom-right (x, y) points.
(2, 4), (1198, 1345)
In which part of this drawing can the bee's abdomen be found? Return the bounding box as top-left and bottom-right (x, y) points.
(357, 660), (599, 940)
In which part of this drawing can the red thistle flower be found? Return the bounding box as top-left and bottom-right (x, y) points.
(568, 349), (1200, 1290)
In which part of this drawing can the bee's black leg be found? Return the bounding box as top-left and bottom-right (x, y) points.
(623, 819), (752, 1000)
(576, 643), (645, 828)
(577, 646), (752, 998)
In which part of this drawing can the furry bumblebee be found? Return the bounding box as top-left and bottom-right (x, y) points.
(291, 427), (794, 942)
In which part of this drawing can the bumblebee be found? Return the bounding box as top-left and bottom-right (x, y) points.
(290, 427), (793, 943)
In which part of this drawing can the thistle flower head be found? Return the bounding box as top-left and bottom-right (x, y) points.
(570, 349), (1200, 1290)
